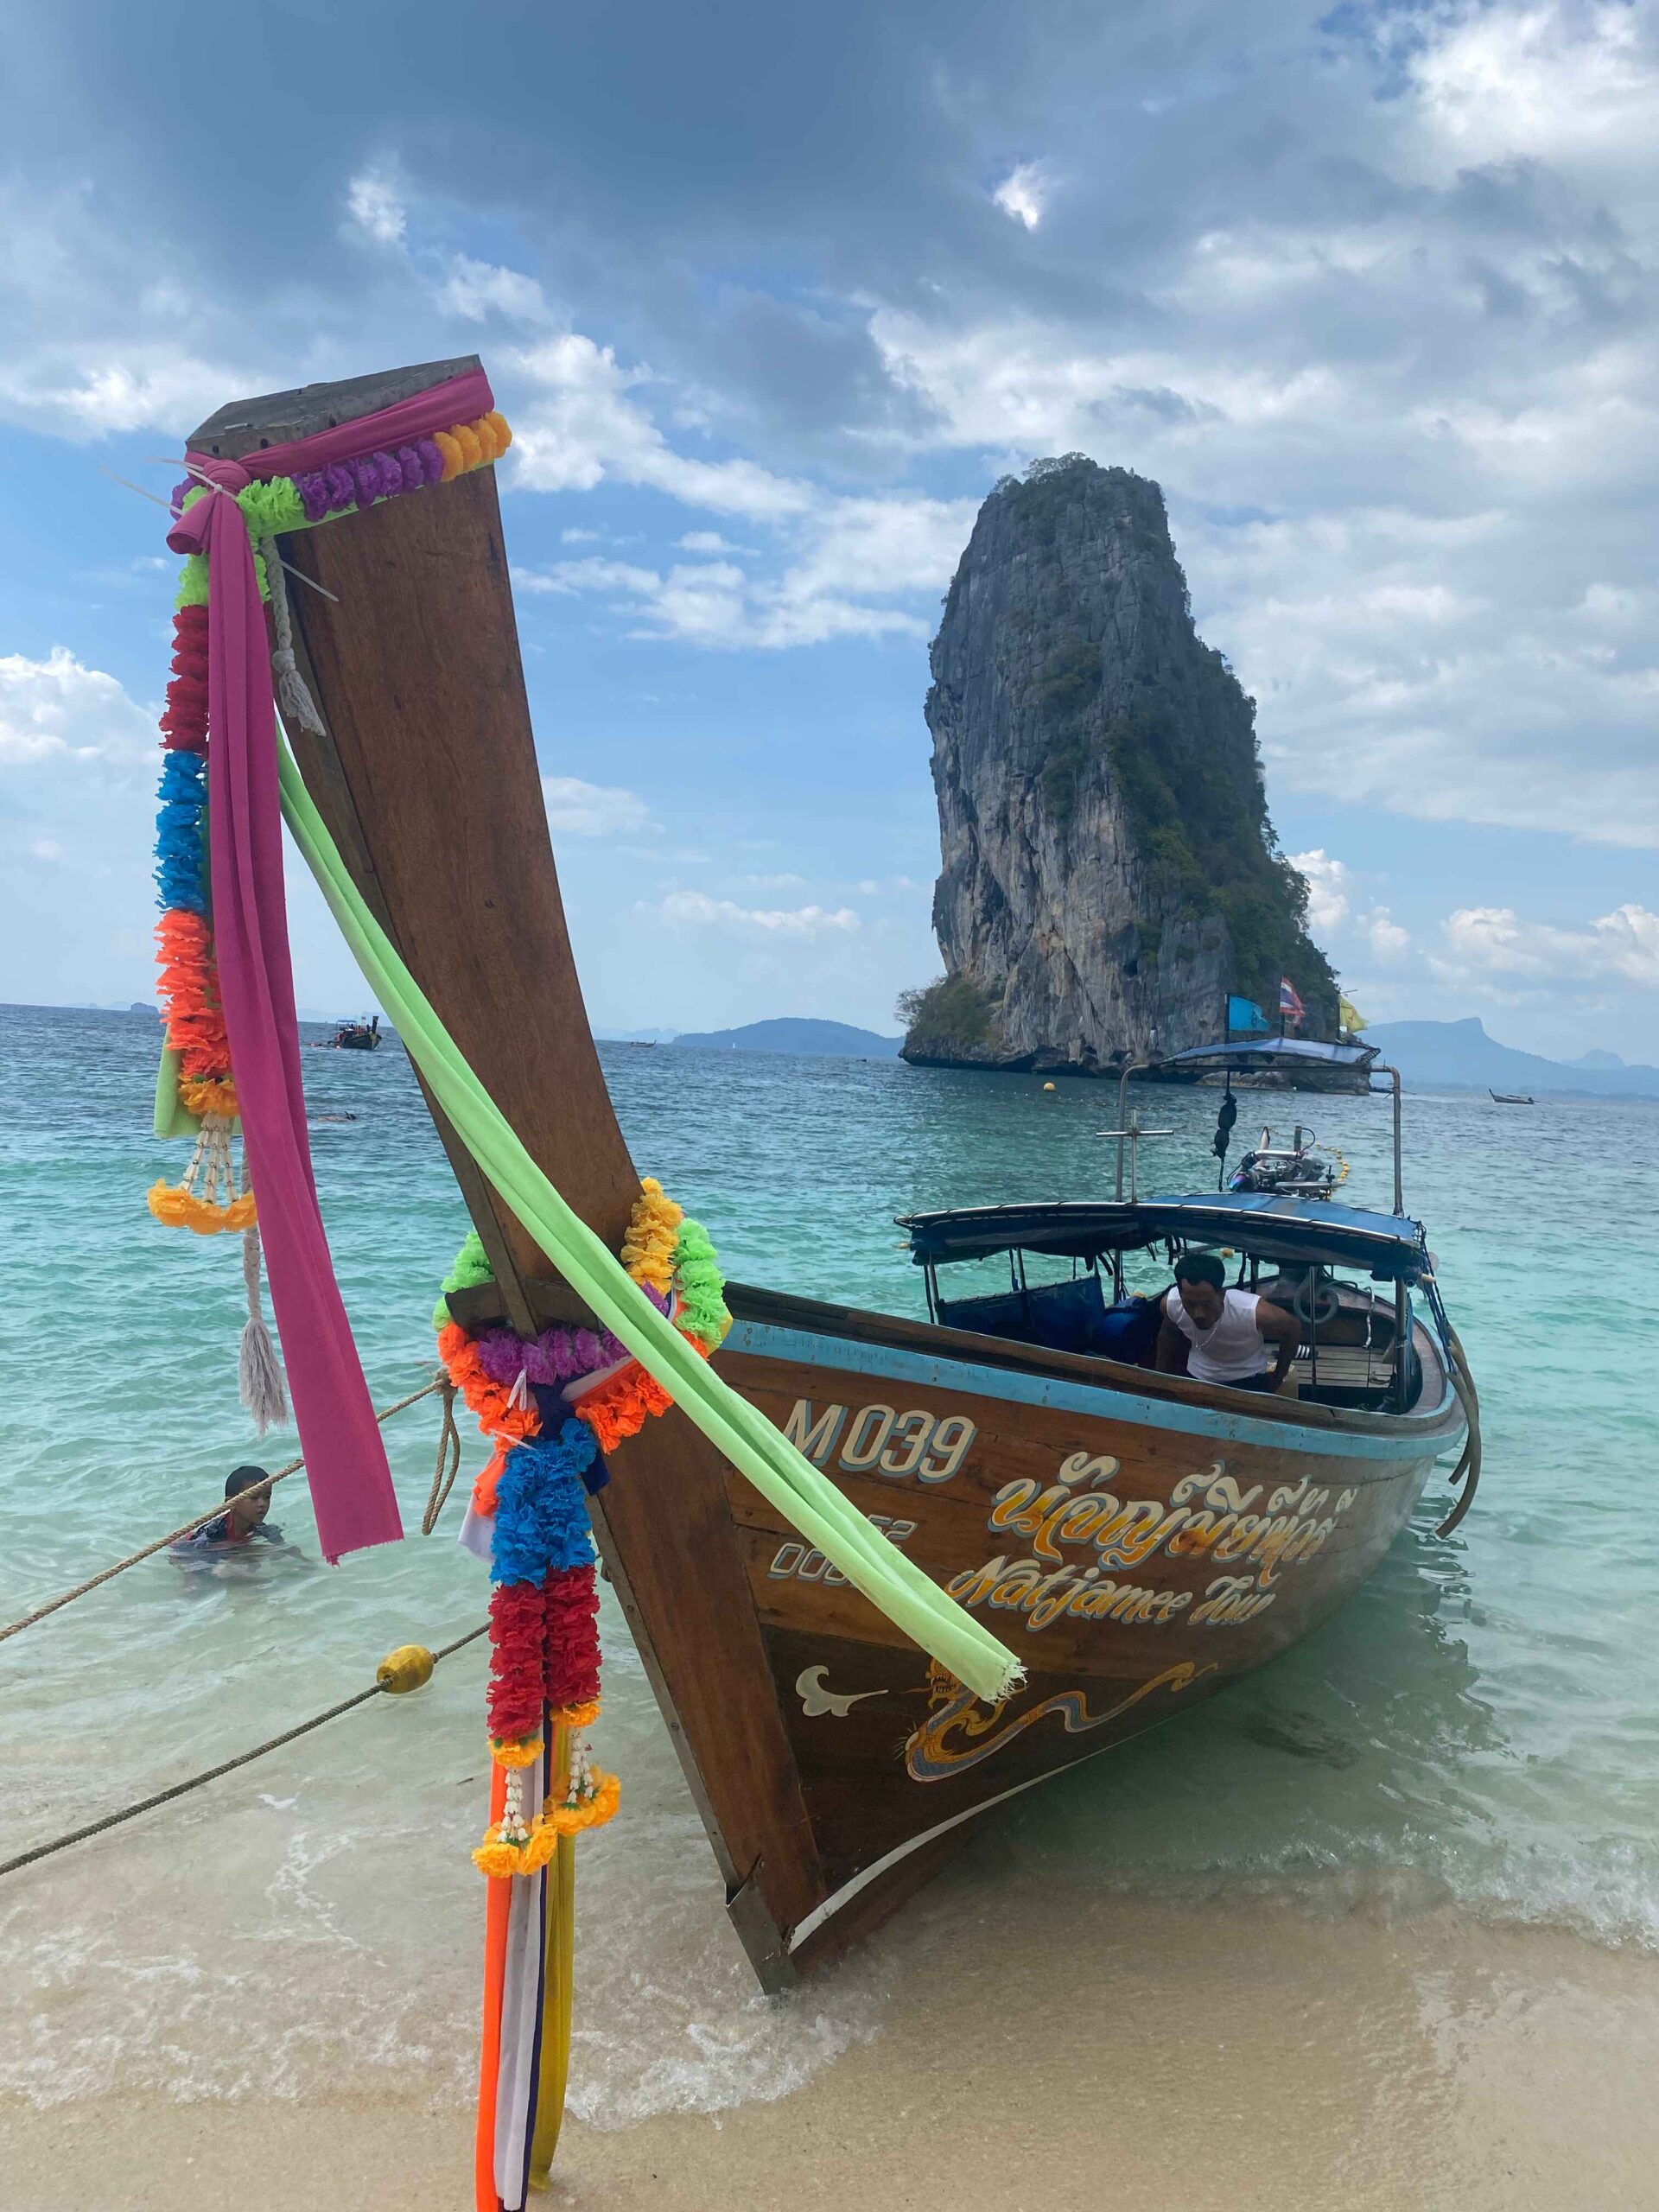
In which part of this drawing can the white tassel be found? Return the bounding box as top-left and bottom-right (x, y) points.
(239, 1221), (289, 1433)
(272, 647), (327, 735)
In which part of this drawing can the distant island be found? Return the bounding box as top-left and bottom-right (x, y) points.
(1362, 1017), (1659, 1100)
(670, 1018), (903, 1058)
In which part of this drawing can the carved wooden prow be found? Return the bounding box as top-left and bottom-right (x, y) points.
(187, 360), (630, 1337)
(188, 364), (830, 1984)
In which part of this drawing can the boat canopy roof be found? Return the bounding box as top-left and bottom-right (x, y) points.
(1152, 1036), (1381, 1075)
(898, 1191), (1428, 1281)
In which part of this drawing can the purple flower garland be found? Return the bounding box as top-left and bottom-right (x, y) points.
(471, 1285), (671, 1389)
(294, 439), (448, 524)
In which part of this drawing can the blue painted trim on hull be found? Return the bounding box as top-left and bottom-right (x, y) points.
(724, 1320), (1457, 1465)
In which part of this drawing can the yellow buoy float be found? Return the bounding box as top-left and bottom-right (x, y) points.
(377, 1643), (435, 1694)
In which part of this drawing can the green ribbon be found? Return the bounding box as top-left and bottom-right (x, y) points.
(153, 1045), (197, 1139)
(276, 731), (1021, 1705)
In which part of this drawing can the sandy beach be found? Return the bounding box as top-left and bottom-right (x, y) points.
(6, 1863), (1652, 2212)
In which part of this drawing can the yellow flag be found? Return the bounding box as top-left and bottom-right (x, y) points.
(1339, 993), (1367, 1036)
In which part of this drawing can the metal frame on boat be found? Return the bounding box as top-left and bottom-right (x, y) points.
(188, 356), (1476, 1992)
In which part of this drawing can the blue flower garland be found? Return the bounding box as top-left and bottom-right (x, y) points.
(490, 1418), (600, 1586)
(154, 751), (208, 914)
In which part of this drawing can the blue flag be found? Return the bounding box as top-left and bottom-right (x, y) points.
(1227, 995), (1271, 1035)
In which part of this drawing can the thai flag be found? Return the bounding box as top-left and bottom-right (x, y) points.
(1278, 976), (1306, 1028)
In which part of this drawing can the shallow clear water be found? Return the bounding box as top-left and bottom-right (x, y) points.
(2, 1003), (1656, 2119)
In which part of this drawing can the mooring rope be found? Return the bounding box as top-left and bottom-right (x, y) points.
(1435, 1322), (1484, 1538)
(422, 1378), (463, 1535)
(0, 1376), (448, 1649)
(0, 1623), (487, 1883)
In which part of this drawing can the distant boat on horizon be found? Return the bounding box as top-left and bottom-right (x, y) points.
(1490, 1089), (1535, 1105)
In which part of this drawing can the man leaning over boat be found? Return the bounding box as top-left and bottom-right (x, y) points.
(1156, 1252), (1300, 1395)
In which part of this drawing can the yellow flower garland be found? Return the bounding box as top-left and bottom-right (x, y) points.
(619, 1175), (682, 1293)
(146, 1182), (257, 1235)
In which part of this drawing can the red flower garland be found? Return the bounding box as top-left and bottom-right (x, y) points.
(160, 606), (210, 752)
(543, 1565), (601, 1711)
(486, 1581), (549, 1745)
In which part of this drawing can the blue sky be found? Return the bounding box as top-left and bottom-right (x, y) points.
(2, 0), (1656, 1058)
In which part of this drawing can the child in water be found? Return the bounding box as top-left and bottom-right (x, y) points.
(174, 1465), (290, 1556)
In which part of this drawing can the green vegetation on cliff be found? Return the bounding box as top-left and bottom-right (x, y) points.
(895, 976), (999, 1056)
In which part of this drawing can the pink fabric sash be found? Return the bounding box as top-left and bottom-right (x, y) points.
(168, 471), (404, 1562)
(165, 363), (500, 1560)
(189, 366), (494, 485)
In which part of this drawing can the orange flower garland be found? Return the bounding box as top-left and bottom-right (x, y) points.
(155, 910), (231, 1082)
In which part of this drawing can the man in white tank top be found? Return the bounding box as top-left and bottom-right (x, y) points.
(1156, 1250), (1300, 1393)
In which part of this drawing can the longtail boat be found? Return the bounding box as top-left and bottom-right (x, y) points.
(172, 354), (1476, 2090)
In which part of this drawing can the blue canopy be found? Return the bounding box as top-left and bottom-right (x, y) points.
(899, 1190), (1427, 1281)
(1154, 1036), (1380, 1072)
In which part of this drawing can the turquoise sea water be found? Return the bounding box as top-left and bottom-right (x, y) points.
(3, 1001), (1657, 2120)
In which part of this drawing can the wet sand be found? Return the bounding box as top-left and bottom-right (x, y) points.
(5, 1871), (1653, 2212)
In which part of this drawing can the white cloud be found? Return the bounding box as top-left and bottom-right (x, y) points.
(0, 180), (247, 436)
(515, 550), (929, 650)
(508, 335), (814, 520)
(639, 891), (861, 935)
(561, 527), (601, 544)
(1410, 2), (1657, 168)
(345, 164), (407, 247)
(1188, 505), (1659, 848)
(517, 556), (662, 599)
(497, 334), (970, 645)
(993, 162), (1052, 232)
(31, 836), (64, 861)
(1440, 902), (1659, 987)
(436, 254), (550, 323)
(782, 493), (979, 602)
(1288, 849), (1350, 933)
(541, 775), (655, 837)
(0, 647), (153, 765)
(1367, 908), (1413, 962)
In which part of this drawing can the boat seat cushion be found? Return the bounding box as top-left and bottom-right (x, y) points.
(938, 1276), (1109, 1351)
(1087, 1294), (1163, 1366)
(937, 1274), (1162, 1363)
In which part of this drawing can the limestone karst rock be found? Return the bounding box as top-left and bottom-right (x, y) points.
(901, 455), (1337, 1074)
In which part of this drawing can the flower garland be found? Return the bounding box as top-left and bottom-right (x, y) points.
(143, 385), (515, 1445)
(160, 602), (209, 751)
(435, 1179), (731, 1878)
(168, 410), (511, 608)
(148, 406), (515, 1181)
(148, 709), (242, 1230)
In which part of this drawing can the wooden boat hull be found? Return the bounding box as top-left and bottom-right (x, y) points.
(189, 359), (1465, 1991)
(615, 1290), (1455, 1977)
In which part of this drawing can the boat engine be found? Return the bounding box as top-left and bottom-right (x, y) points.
(1227, 1124), (1344, 1200)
